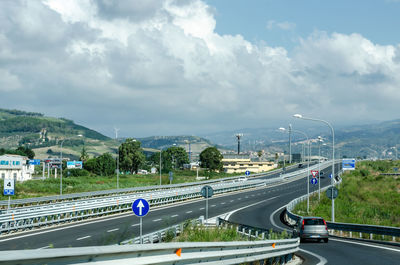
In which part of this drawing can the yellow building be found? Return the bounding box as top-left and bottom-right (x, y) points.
(222, 157), (277, 174)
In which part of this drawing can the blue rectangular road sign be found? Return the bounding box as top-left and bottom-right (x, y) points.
(342, 159), (356, 171)
(29, 159), (41, 165)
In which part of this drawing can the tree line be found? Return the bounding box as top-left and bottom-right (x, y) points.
(75, 138), (224, 176)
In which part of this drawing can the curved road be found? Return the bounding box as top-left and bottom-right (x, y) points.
(229, 166), (400, 265)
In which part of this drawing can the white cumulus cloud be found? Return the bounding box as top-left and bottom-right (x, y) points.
(0, 0), (399, 137)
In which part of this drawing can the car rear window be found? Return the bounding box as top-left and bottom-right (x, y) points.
(304, 218), (325, 225)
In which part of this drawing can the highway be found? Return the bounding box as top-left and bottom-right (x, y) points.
(0, 164), (310, 250)
(0, 163), (399, 265)
(229, 165), (400, 265)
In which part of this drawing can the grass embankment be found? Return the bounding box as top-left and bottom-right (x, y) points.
(1, 170), (245, 200)
(163, 221), (290, 242)
(293, 160), (400, 227)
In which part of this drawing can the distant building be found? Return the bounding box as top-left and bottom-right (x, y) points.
(183, 162), (200, 170)
(292, 153), (302, 163)
(0, 155), (34, 182)
(222, 155), (276, 174)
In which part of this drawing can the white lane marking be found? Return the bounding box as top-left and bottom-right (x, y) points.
(107, 228), (119, 233)
(186, 211), (193, 214)
(330, 238), (400, 253)
(131, 224), (140, 227)
(76, 236), (91, 241)
(225, 196), (279, 221)
(171, 215), (178, 218)
(299, 248), (327, 265)
(211, 205), (216, 207)
(199, 207), (205, 210)
(221, 202), (225, 205)
(269, 205), (291, 232)
(230, 200), (234, 202)
(37, 246), (50, 250)
(153, 219), (162, 222)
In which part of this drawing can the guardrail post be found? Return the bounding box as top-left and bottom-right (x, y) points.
(349, 231), (352, 238)
(261, 232), (265, 240)
(370, 233), (373, 240)
(359, 232), (362, 238)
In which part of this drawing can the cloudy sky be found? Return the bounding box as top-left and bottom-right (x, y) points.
(1, 0), (400, 138)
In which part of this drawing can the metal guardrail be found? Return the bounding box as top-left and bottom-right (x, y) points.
(0, 239), (300, 265)
(0, 164), (296, 208)
(0, 179), (269, 234)
(0, 161), (333, 235)
(0, 216), (300, 264)
(285, 170), (400, 242)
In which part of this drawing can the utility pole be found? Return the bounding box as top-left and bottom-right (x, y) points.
(235, 134), (243, 155)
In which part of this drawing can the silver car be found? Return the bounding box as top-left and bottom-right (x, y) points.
(293, 217), (329, 243)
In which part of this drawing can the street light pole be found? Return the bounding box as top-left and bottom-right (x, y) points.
(281, 127), (310, 213)
(294, 114), (335, 222)
(289, 124), (292, 164)
(115, 128), (120, 189)
(318, 136), (323, 200)
(60, 140), (65, 196)
(159, 149), (162, 185)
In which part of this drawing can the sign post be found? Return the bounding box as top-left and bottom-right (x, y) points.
(132, 198), (150, 244)
(326, 187), (338, 200)
(4, 178), (14, 213)
(201, 185), (214, 224)
(245, 170), (250, 177)
(169, 171), (173, 185)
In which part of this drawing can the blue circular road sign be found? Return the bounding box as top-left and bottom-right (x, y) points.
(132, 198), (150, 217)
(311, 178), (318, 185)
(245, 170), (250, 176)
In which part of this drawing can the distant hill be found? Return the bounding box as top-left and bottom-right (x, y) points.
(0, 108), (222, 160)
(202, 120), (400, 159)
(0, 108), (115, 159)
(0, 108), (110, 149)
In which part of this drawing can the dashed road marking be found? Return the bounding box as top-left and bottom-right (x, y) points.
(107, 228), (119, 233)
(153, 219), (162, 222)
(186, 211), (193, 214)
(76, 236), (91, 241)
(171, 214), (178, 218)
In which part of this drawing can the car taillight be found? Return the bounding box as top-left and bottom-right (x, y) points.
(301, 220), (304, 230)
(323, 219), (328, 230)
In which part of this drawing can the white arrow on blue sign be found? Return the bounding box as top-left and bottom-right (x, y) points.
(132, 198), (150, 217)
(310, 178), (318, 185)
(245, 170), (250, 176)
(329, 174), (332, 179)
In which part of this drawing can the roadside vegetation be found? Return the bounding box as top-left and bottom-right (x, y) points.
(293, 160), (400, 227)
(1, 170), (246, 200)
(162, 221), (290, 242)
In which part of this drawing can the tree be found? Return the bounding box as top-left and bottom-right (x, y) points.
(200, 147), (223, 172)
(163, 146), (189, 172)
(257, 150), (263, 160)
(80, 146), (89, 162)
(16, 146), (35, 159)
(119, 138), (145, 174)
(96, 153), (116, 176)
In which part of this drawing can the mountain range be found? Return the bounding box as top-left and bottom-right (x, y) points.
(0, 108), (399, 160)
